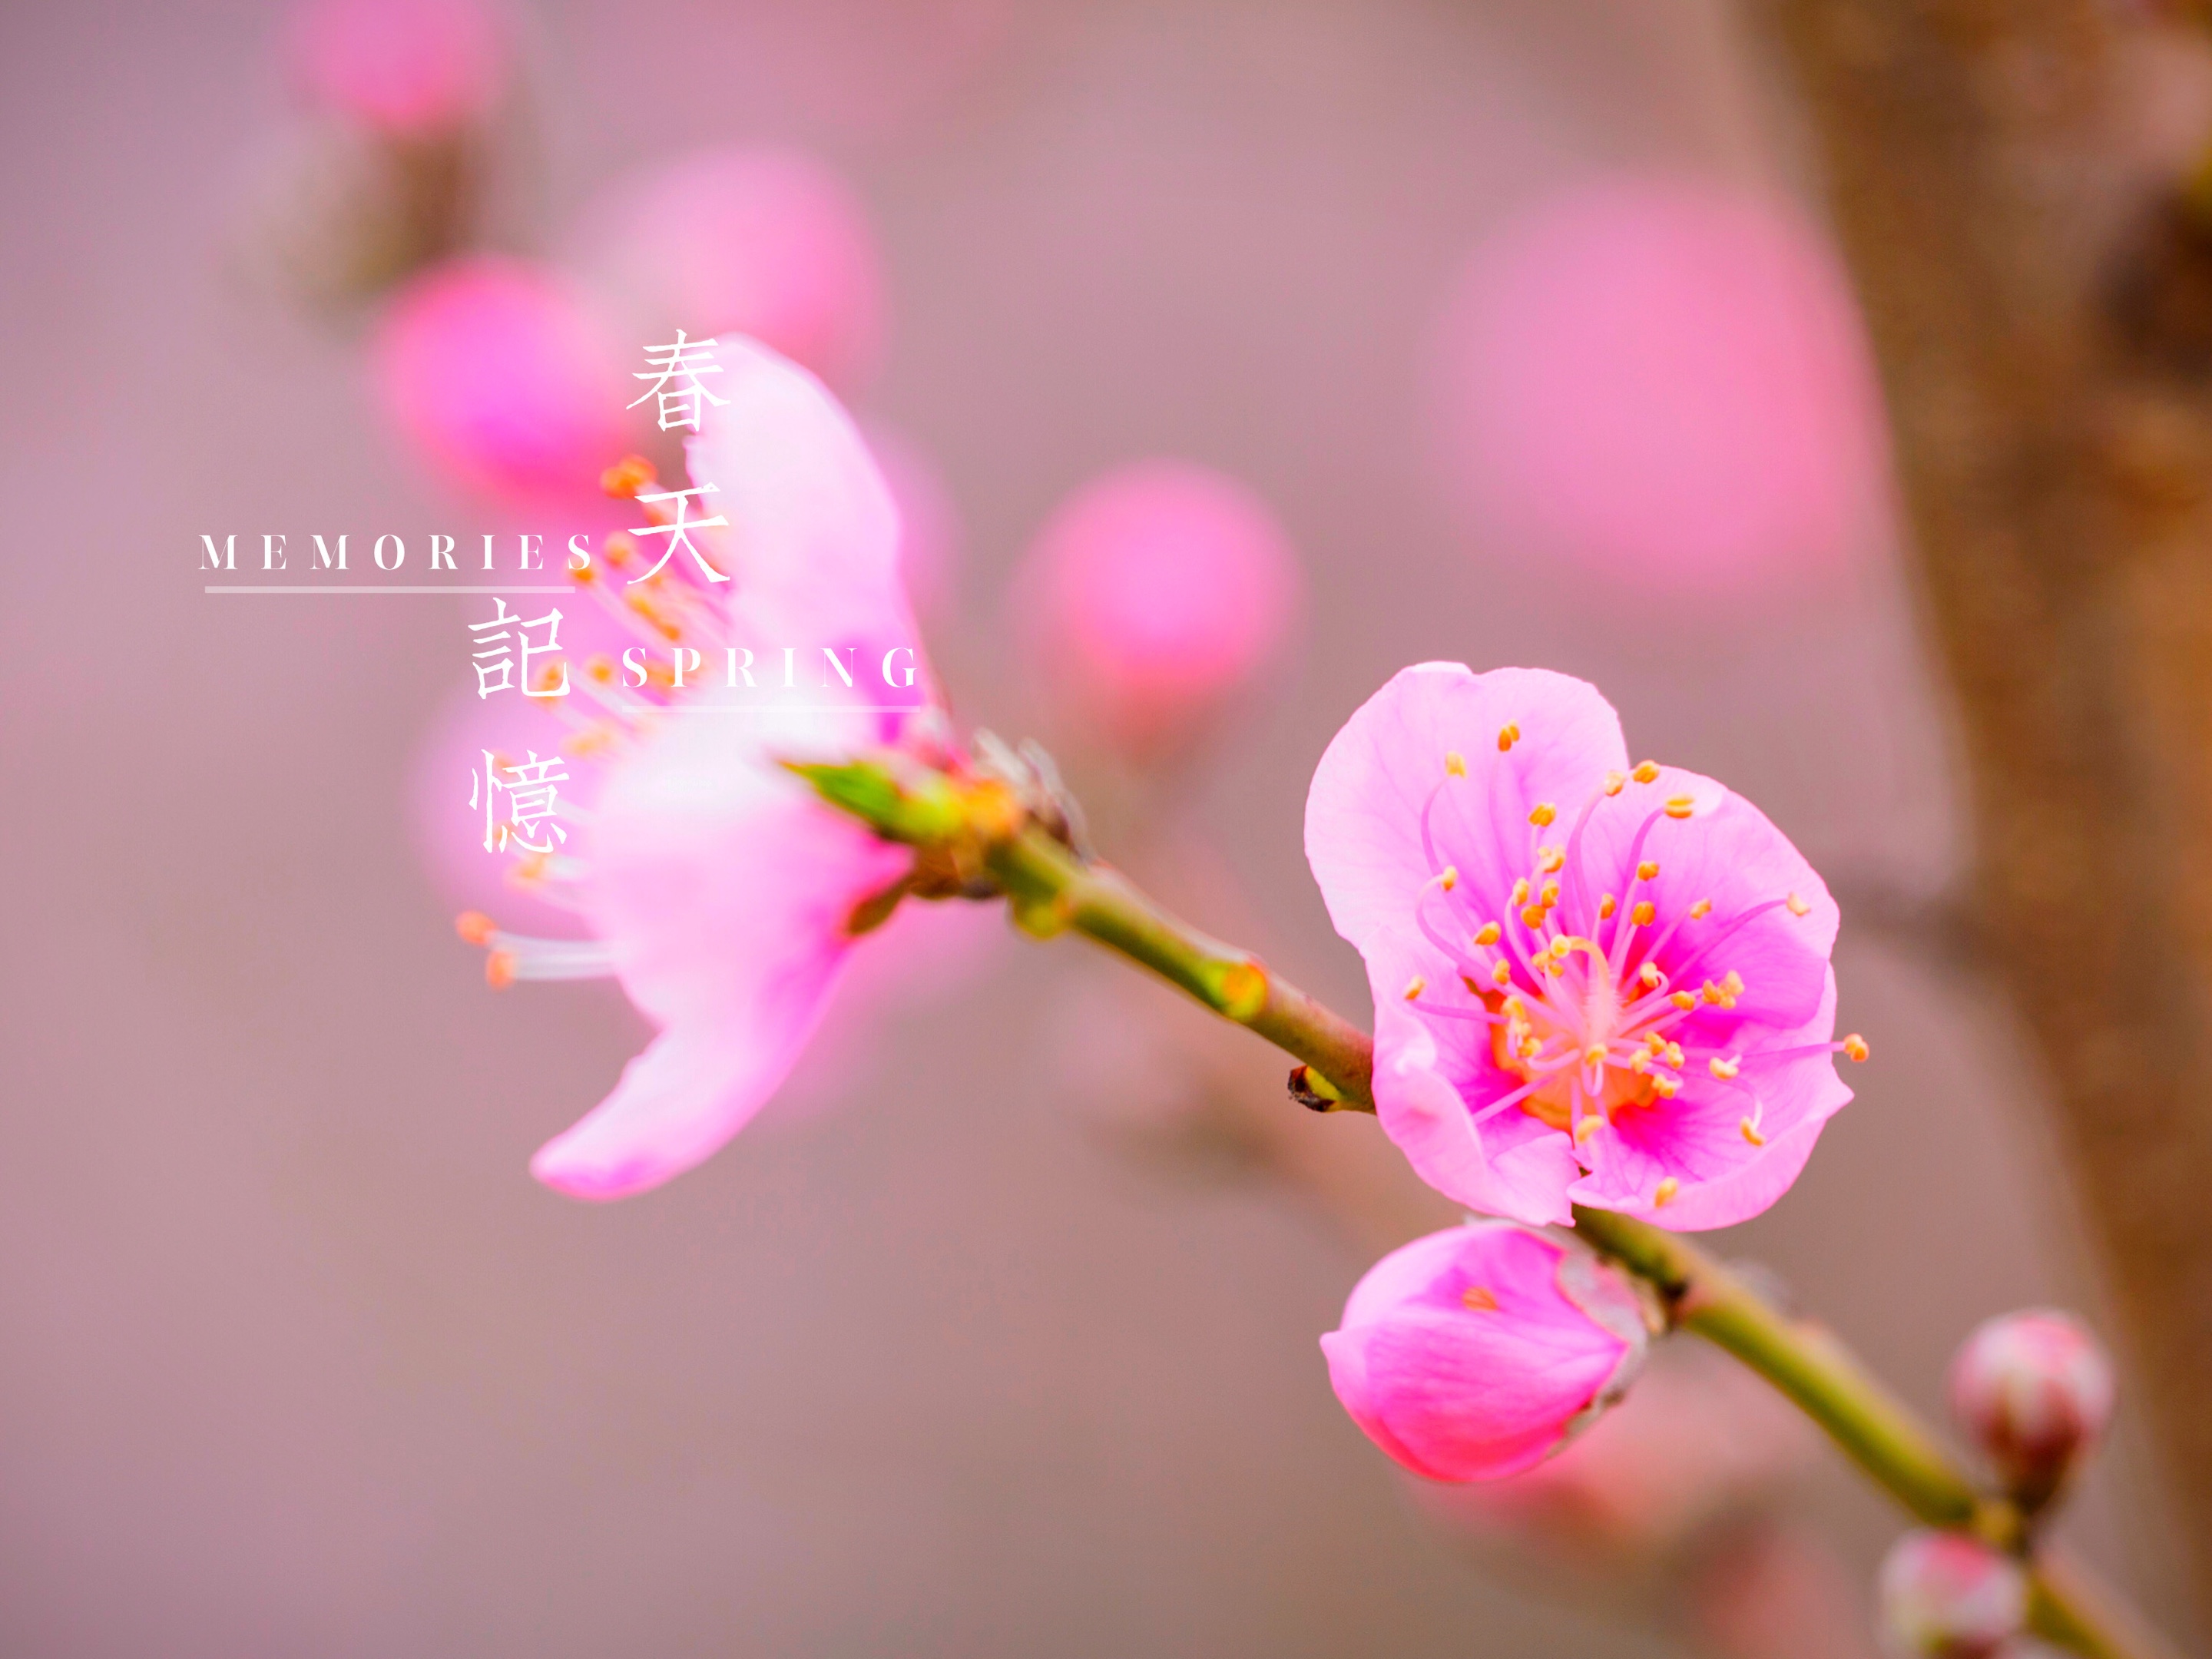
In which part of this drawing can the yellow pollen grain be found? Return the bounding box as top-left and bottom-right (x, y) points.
(1722, 970), (1744, 997)
(1637, 859), (1660, 882)
(1786, 892), (1811, 917)
(1521, 903), (1548, 929)
(485, 950), (516, 991)
(1652, 1076), (1681, 1099)
(1645, 1032), (1667, 1054)
(1629, 1051), (1651, 1075)
(1653, 1176), (1681, 1206)
(1502, 996), (1527, 1020)
(1602, 770), (1627, 796)
(1403, 975), (1426, 1001)
(1843, 1033), (1870, 1063)
(1539, 881), (1561, 908)
(1584, 1043), (1608, 1068)
(1537, 846), (1565, 874)
(1688, 899), (1713, 919)
(1445, 750), (1467, 777)
(1667, 1040), (1689, 1067)
(1632, 760), (1661, 784)
(1740, 1118), (1765, 1147)
(1598, 894), (1616, 920)
(1441, 866), (1459, 891)
(1512, 877), (1530, 906)
(1575, 1115), (1604, 1144)
(1498, 724), (1520, 752)
(1492, 960), (1513, 987)
(1710, 1056), (1740, 1080)
(1664, 795), (1695, 820)
(1529, 802), (1557, 827)
(1519, 1036), (1541, 1059)
(1473, 922), (1501, 946)
(1639, 962), (1663, 988)
(1630, 900), (1656, 926)
(1462, 1285), (1499, 1311)
(1548, 936), (1571, 962)
(1671, 991), (1696, 1010)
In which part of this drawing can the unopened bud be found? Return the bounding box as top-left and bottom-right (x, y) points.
(1948, 1309), (2114, 1504)
(1876, 1531), (2027, 1657)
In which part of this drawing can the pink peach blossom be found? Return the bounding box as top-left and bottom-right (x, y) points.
(575, 147), (884, 394)
(288, 0), (505, 139)
(1948, 1310), (2114, 1498)
(1305, 664), (1856, 1229)
(373, 257), (628, 508)
(1430, 176), (1886, 595)
(1876, 1531), (2027, 1658)
(1012, 461), (1303, 758)
(453, 339), (935, 1200)
(1323, 1220), (1648, 1482)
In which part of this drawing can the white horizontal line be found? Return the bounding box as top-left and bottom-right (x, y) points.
(204, 584), (574, 594)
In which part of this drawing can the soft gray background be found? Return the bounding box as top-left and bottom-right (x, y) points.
(0, 0), (2185, 1653)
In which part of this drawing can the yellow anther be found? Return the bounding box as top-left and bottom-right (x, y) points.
(1403, 975), (1426, 1001)
(1492, 959), (1513, 987)
(1740, 1118), (1766, 1147)
(1664, 794), (1694, 820)
(1602, 770), (1627, 796)
(1709, 1056), (1739, 1080)
(1671, 991), (1696, 1010)
(1664, 1043), (1684, 1068)
(1786, 892), (1811, 917)
(1688, 899), (1713, 919)
(1598, 894), (1616, 920)
(1644, 1032), (1667, 1054)
(1512, 877), (1529, 906)
(1445, 750), (1467, 777)
(1629, 1050), (1651, 1074)
(1548, 936), (1571, 961)
(1462, 1285), (1499, 1311)
(1521, 903), (1548, 928)
(1630, 900), (1656, 926)
(1639, 961), (1663, 988)
(1502, 998), (1527, 1020)
(1528, 802), (1557, 828)
(1722, 970), (1744, 997)
(1440, 866), (1459, 891)
(1575, 1115), (1604, 1144)
(1632, 761), (1661, 784)
(1536, 846), (1565, 874)
(1702, 981), (1725, 1005)
(1519, 1037), (1541, 1060)
(1540, 881), (1561, 908)
(1636, 859), (1660, 882)
(1651, 1075), (1681, 1100)
(1843, 1033), (1870, 1063)
(1498, 724), (1521, 752)
(1654, 1176), (1681, 1206)
(1584, 1043), (1608, 1068)
(1473, 921), (1501, 946)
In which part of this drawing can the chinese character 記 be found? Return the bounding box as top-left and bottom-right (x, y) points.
(470, 749), (570, 854)
(468, 597), (570, 697)
(628, 329), (728, 433)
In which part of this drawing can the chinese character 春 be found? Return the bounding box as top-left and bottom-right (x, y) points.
(631, 485), (730, 584)
(628, 329), (728, 433)
(470, 749), (570, 854)
(467, 597), (570, 697)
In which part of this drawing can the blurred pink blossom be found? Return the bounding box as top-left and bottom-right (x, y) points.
(449, 339), (935, 1200)
(1305, 664), (1857, 1229)
(1012, 461), (1303, 759)
(575, 147), (885, 394)
(1876, 1531), (2027, 1657)
(1430, 176), (1887, 595)
(1948, 1309), (2114, 1499)
(287, 0), (505, 138)
(373, 257), (628, 508)
(1323, 1220), (1647, 1482)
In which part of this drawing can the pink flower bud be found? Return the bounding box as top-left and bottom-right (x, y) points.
(372, 257), (627, 507)
(1012, 461), (1303, 759)
(1876, 1531), (2026, 1657)
(287, 0), (505, 139)
(575, 147), (884, 394)
(1321, 1221), (1648, 1483)
(1948, 1310), (2114, 1500)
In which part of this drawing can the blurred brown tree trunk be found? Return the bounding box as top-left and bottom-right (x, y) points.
(1760, 0), (2212, 1606)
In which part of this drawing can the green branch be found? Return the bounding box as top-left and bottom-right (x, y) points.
(796, 756), (2174, 1659)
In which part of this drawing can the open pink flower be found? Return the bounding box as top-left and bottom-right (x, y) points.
(459, 338), (934, 1200)
(1305, 664), (1858, 1230)
(1323, 1221), (1648, 1482)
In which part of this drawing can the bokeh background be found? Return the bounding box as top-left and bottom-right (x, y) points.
(1, 1), (2197, 1653)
